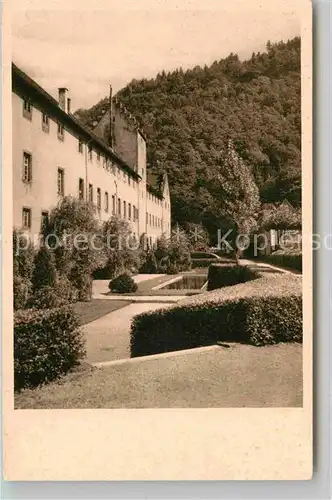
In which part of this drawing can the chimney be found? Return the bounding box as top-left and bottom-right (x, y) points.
(67, 98), (71, 114)
(58, 87), (69, 111)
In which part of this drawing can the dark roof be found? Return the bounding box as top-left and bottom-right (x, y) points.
(12, 63), (141, 181)
(89, 98), (148, 144)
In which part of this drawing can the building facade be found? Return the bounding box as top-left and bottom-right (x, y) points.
(12, 64), (171, 244)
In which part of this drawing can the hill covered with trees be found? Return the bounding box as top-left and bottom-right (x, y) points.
(75, 37), (301, 234)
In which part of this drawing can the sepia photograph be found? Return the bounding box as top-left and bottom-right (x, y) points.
(9, 0), (306, 411)
(2, 0), (313, 482)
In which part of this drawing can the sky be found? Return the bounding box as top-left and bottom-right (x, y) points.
(11, 0), (301, 111)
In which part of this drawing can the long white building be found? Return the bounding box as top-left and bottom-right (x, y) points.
(12, 63), (171, 245)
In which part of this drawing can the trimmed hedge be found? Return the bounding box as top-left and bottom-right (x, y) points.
(130, 273), (302, 356)
(14, 306), (85, 391)
(207, 264), (259, 290)
(263, 250), (302, 272)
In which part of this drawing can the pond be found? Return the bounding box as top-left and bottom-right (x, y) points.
(161, 275), (207, 290)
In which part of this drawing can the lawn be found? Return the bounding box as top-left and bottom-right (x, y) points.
(73, 299), (132, 325)
(15, 343), (302, 409)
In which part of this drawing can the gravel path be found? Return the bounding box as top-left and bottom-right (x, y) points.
(83, 302), (173, 364)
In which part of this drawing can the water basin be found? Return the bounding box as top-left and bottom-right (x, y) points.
(161, 275), (207, 291)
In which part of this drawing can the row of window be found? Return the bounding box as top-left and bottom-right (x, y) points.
(22, 207), (169, 238)
(86, 180), (139, 220)
(22, 157), (167, 227)
(22, 207), (49, 231)
(75, 177), (140, 220)
(146, 212), (163, 229)
(23, 151), (138, 199)
(23, 147), (168, 214)
(147, 191), (162, 205)
(21, 198), (140, 230)
(23, 98), (138, 186)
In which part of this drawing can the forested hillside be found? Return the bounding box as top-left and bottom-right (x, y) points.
(75, 37), (301, 231)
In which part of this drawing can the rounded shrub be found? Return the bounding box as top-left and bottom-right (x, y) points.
(14, 306), (86, 390)
(108, 273), (138, 294)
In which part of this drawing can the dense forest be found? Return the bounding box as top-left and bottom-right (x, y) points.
(75, 37), (301, 232)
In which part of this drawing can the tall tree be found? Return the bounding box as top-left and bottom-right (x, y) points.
(215, 141), (261, 260)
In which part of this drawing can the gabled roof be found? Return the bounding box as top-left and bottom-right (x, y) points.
(12, 63), (141, 181)
(89, 96), (148, 143)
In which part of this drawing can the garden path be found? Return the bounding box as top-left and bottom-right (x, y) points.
(83, 301), (175, 364)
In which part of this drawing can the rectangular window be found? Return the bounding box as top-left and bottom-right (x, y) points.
(112, 195), (116, 214)
(22, 207), (31, 229)
(97, 188), (101, 210)
(57, 123), (64, 140)
(22, 152), (32, 183)
(105, 192), (109, 212)
(123, 200), (126, 219)
(128, 176), (131, 186)
(79, 178), (84, 200)
(118, 198), (121, 216)
(57, 168), (64, 196)
(23, 99), (32, 120)
(128, 203), (131, 220)
(97, 151), (101, 162)
(42, 113), (49, 132)
(149, 214), (152, 226)
(88, 146), (93, 161)
(78, 139), (83, 153)
(41, 211), (49, 232)
(146, 212), (148, 224)
(88, 183), (93, 202)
